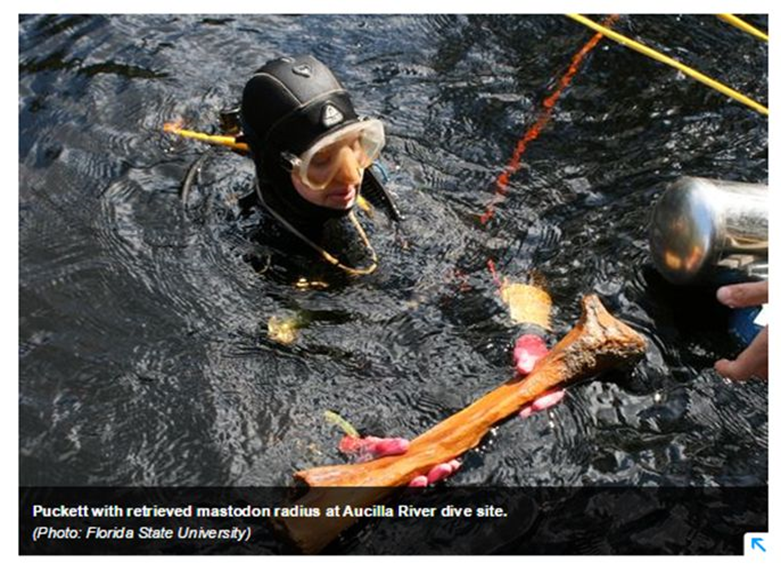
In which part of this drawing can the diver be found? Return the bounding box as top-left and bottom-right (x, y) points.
(237, 55), (402, 276)
(165, 55), (565, 486)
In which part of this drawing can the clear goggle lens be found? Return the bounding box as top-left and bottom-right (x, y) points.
(286, 119), (385, 191)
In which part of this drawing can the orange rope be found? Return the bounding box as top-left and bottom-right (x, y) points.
(486, 258), (503, 291)
(480, 14), (620, 225)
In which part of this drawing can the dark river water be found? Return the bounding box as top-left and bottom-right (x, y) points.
(19, 14), (767, 488)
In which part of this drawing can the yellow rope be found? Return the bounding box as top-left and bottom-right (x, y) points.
(566, 14), (768, 117)
(163, 123), (250, 152)
(717, 14), (768, 42)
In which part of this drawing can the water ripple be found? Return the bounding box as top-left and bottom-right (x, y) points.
(19, 14), (767, 489)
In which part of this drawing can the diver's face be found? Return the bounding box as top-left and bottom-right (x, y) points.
(290, 136), (364, 210)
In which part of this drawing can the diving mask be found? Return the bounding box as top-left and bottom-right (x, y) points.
(281, 119), (385, 191)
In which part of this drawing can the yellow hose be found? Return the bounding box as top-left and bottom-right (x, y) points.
(163, 123), (249, 152)
(566, 14), (768, 117)
(717, 14), (768, 42)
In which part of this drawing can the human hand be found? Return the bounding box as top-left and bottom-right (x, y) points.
(714, 281), (768, 380)
(514, 334), (549, 376)
(408, 459), (462, 487)
(339, 435), (410, 462)
(338, 435), (461, 487)
(513, 333), (566, 416)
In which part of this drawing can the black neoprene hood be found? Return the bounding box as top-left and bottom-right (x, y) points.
(240, 55), (363, 227)
(241, 55), (360, 158)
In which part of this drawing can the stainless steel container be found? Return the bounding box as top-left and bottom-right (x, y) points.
(649, 177), (768, 285)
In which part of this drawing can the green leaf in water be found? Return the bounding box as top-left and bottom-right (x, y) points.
(323, 410), (360, 438)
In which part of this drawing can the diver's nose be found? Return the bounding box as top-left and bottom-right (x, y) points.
(333, 146), (363, 185)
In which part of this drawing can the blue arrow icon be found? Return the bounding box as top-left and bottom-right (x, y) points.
(751, 538), (766, 552)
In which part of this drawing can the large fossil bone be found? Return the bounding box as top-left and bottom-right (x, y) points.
(281, 294), (646, 553)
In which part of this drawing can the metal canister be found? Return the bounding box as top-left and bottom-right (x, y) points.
(649, 176), (768, 285)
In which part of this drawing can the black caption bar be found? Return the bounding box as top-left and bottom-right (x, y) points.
(19, 487), (766, 555)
